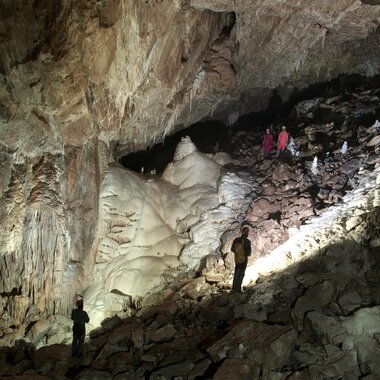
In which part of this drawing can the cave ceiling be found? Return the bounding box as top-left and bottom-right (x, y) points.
(0, 0), (379, 155)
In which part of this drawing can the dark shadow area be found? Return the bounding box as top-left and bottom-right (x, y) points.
(267, 210), (282, 223)
(286, 73), (380, 115)
(235, 73), (380, 133)
(70, 211), (380, 378)
(222, 12), (236, 36)
(119, 120), (232, 175)
(236, 89), (284, 131)
(0, 287), (22, 297)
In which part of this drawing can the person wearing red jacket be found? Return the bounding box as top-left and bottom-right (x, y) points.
(262, 128), (273, 158)
(276, 126), (289, 157)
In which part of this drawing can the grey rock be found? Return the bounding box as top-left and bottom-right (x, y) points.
(338, 290), (362, 315)
(207, 321), (291, 362)
(188, 358), (211, 379)
(303, 311), (346, 346)
(291, 280), (337, 332)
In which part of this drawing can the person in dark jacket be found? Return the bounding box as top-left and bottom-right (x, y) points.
(231, 226), (251, 292)
(71, 298), (90, 357)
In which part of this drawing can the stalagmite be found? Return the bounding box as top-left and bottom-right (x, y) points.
(341, 141), (348, 154)
(311, 156), (318, 175)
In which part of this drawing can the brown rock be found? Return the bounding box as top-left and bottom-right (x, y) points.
(106, 352), (136, 374)
(272, 164), (295, 183)
(213, 358), (261, 380)
(149, 324), (176, 343)
(207, 320), (291, 362)
(250, 197), (271, 216)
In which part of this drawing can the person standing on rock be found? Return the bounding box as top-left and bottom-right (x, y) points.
(276, 126), (289, 158)
(71, 298), (90, 358)
(231, 226), (251, 292)
(262, 128), (274, 158)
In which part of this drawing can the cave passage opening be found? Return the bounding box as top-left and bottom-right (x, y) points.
(237, 73), (380, 130)
(119, 73), (380, 175)
(118, 120), (231, 175)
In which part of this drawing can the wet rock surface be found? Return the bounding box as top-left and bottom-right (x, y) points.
(1, 87), (380, 379)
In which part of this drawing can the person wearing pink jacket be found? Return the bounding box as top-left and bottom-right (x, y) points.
(262, 128), (273, 158)
(276, 126), (289, 157)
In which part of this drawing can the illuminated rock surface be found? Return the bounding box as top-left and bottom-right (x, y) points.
(1, 0), (380, 377)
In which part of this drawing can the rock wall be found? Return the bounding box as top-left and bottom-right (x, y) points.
(1, 0), (380, 341)
(1, 1), (379, 150)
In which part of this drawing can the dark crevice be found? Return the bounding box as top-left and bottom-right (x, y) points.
(0, 287), (22, 297)
(119, 120), (231, 175)
(360, 0), (380, 4)
(235, 73), (380, 133)
(221, 12), (236, 36)
(24, 321), (37, 337)
(268, 211), (282, 223)
(200, 357), (225, 379)
(119, 73), (380, 175)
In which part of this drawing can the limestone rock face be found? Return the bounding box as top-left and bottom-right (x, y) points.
(1, 1), (380, 150)
(1, 0), (380, 346)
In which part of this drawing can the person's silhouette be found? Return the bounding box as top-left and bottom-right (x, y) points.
(231, 227), (251, 292)
(71, 298), (89, 358)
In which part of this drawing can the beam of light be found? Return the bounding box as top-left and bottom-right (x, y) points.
(244, 166), (380, 286)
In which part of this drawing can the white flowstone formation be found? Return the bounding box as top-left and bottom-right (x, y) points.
(341, 141), (348, 154)
(83, 136), (254, 326)
(311, 156), (318, 175)
(287, 137), (300, 157)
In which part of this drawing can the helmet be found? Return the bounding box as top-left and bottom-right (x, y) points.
(76, 299), (84, 308)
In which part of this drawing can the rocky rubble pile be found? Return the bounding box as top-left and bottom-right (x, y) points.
(229, 86), (380, 259)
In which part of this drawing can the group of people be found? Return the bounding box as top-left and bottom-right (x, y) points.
(262, 125), (289, 159)
(69, 126), (290, 356)
(230, 127), (291, 292)
(230, 126), (292, 286)
(70, 226), (253, 358)
(71, 228), (252, 358)
(70, 228), (267, 355)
